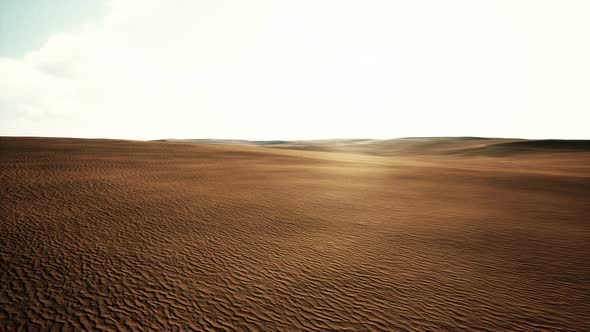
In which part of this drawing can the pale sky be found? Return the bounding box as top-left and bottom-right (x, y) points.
(1, 0), (589, 140)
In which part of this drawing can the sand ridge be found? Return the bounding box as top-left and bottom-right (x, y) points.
(1, 137), (589, 331)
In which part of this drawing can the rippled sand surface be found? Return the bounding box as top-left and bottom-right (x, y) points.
(1, 137), (589, 331)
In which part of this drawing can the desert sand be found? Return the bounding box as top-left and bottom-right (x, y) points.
(1, 136), (589, 331)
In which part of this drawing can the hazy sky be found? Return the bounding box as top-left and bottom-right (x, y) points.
(1, 0), (589, 140)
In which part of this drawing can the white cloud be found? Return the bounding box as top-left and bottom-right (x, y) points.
(1, 0), (589, 139)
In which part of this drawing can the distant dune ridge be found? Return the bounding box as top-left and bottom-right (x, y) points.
(1, 136), (589, 330)
(158, 137), (590, 156)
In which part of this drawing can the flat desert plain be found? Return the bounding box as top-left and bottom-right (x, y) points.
(1, 137), (589, 331)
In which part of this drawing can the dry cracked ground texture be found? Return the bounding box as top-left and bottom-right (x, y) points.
(1, 137), (589, 331)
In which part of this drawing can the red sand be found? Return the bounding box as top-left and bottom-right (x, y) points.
(1, 137), (589, 331)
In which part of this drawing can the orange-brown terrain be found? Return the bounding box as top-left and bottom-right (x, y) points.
(1, 136), (589, 331)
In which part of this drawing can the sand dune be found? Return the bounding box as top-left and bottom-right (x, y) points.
(263, 137), (590, 156)
(1, 137), (589, 331)
(164, 137), (590, 157)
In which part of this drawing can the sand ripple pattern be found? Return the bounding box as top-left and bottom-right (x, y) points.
(1, 138), (589, 331)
